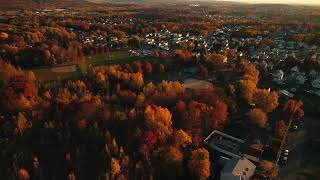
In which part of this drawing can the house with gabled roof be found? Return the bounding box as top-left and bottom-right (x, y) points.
(221, 157), (256, 180)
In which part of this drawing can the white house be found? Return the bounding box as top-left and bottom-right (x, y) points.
(221, 157), (256, 180)
(272, 70), (284, 82)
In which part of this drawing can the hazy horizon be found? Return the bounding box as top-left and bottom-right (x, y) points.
(217, 0), (320, 5)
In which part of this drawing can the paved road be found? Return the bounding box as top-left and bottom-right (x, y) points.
(277, 117), (320, 180)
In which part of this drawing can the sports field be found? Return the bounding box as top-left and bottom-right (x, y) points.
(31, 65), (81, 83)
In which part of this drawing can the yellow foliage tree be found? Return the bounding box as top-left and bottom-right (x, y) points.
(253, 89), (279, 113)
(144, 105), (173, 141)
(56, 88), (72, 106)
(130, 73), (144, 89)
(188, 148), (210, 180)
(260, 160), (274, 173)
(136, 93), (145, 106)
(16, 113), (29, 135)
(239, 60), (260, 103)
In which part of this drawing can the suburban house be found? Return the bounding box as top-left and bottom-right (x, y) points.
(220, 157), (256, 180)
(311, 78), (320, 89)
(271, 70), (284, 84)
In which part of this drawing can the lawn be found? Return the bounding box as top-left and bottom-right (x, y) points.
(31, 65), (82, 83)
(30, 49), (159, 83)
(86, 49), (157, 68)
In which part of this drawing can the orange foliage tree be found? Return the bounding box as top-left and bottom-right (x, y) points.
(172, 129), (192, 148)
(188, 148), (210, 180)
(252, 89), (279, 113)
(248, 108), (268, 128)
(239, 60), (260, 102)
(206, 53), (227, 66)
(144, 105), (173, 141)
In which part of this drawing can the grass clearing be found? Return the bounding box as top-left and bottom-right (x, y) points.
(29, 49), (158, 83)
(31, 65), (82, 83)
(87, 49), (157, 67)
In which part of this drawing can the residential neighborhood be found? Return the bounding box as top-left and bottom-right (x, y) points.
(0, 1), (319, 180)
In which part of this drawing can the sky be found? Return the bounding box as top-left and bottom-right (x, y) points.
(218, 0), (320, 5)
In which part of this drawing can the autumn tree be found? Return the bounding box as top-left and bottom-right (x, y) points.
(248, 108), (268, 128)
(199, 65), (208, 78)
(171, 129), (192, 148)
(186, 100), (228, 133)
(239, 60), (260, 103)
(206, 53), (227, 66)
(188, 148), (210, 180)
(0, 32), (9, 40)
(18, 168), (30, 180)
(259, 160), (274, 173)
(143, 81), (185, 98)
(16, 113), (30, 135)
(110, 158), (121, 177)
(130, 73), (144, 90)
(158, 64), (165, 74)
(283, 99), (304, 119)
(252, 89), (279, 113)
(136, 93), (146, 107)
(275, 120), (286, 137)
(144, 105), (173, 141)
(143, 62), (152, 75)
(154, 146), (184, 179)
(176, 100), (186, 113)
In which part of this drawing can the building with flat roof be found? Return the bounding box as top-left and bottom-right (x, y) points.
(204, 130), (263, 163)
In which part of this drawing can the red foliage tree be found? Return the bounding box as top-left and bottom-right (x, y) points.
(275, 120), (286, 137)
(283, 99), (304, 119)
(142, 130), (157, 145)
(144, 62), (152, 75)
(176, 100), (186, 113)
(134, 62), (143, 74)
(211, 100), (228, 127)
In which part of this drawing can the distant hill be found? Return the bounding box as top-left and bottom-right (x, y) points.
(86, 0), (159, 3)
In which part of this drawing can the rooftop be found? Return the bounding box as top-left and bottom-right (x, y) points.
(221, 157), (256, 177)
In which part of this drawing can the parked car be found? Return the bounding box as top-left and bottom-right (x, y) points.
(280, 149), (289, 165)
(292, 125), (298, 131)
(280, 156), (288, 165)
